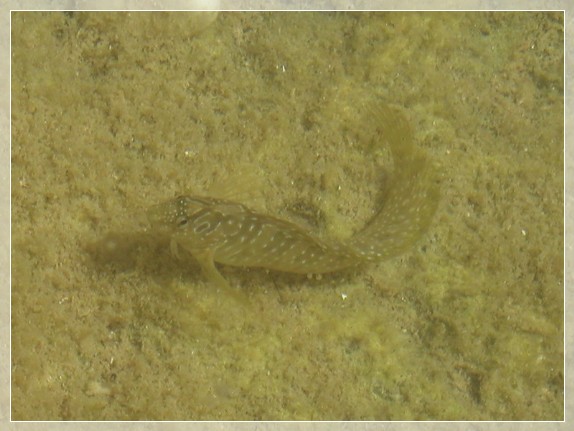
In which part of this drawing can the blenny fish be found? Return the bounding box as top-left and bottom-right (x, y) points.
(147, 105), (439, 288)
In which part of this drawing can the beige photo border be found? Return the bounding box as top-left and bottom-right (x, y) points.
(0, 1), (570, 430)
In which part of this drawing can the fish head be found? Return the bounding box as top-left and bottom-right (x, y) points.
(147, 195), (212, 233)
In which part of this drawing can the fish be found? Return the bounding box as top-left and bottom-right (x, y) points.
(147, 105), (439, 289)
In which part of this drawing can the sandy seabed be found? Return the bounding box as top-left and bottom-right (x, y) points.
(11, 11), (563, 420)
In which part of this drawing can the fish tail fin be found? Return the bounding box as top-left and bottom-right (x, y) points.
(350, 105), (439, 260)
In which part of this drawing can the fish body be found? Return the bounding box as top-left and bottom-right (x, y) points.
(147, 195), (362, 276)
(147, 105), (439, 288)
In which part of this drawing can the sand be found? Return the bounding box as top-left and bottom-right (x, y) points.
(11, 11), (563, 420)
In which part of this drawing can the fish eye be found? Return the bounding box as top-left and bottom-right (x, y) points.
(176, 216), (188, 227)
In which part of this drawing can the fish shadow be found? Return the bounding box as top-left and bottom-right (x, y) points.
(84, 230), (364, 293)
(83, 230), (198, 282)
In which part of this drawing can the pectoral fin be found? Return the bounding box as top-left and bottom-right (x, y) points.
(192, 248), (229, 289)
(191, 249), (249, 306)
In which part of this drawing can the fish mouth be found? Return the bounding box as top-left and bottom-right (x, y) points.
(146, 202), (175, 231)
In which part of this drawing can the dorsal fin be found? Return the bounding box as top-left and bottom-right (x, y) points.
(207, 165), (266, 210)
